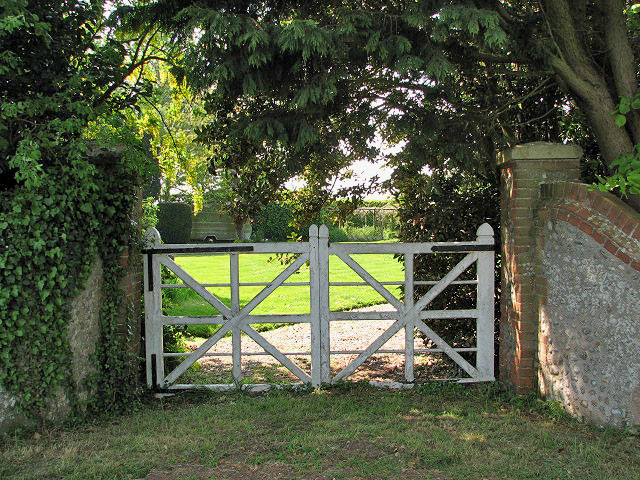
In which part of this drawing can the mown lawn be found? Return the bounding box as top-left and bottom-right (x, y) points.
(165, 250), (404, 319)
(1, 384), (638, 480)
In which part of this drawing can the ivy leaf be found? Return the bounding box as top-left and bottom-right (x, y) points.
(619, 97), (631, 114)
(615, 114), (627, 127)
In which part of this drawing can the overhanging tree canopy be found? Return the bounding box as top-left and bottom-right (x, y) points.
(122, 0), (640, 210)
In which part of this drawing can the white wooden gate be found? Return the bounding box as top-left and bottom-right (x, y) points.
(142, 224), (495, 391)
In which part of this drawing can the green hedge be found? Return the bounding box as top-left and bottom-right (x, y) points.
(157, 203), (193, 244)
(396, 170), (500, 350)
(252, 204), (294, 241)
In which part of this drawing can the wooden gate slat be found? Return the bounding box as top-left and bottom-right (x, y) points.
(332, 314), (409, 382)
(406, 252), (478, 316)
(414, 319), (479, 379)
(241, 325), (312, 383)
(332, 252), (479, 383)
(159, 255), (232, 318)
(161, 252), (310, 387)
(163, 320), (235, 385)
(334, 251), (404, 312)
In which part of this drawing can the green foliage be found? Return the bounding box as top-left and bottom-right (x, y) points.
(126, 0), (637, 223)
(596, 94), (640, 196)
(157, 202), (193, 243)
(0, 0), (157, 420)
(142, 197), (159, 232)
(252, 204), (294, 241)
(327, 225), (349, 242)
(127, 0), (572, 189)
(342, 225), (383, 242)
(0, 154), (143, 419)
(361, 199), (396, 207)
(131, 64), (219, 212)
(0, 0), (148, 189)
(594, 145), (640, 196)
(395, 169), (500, 348)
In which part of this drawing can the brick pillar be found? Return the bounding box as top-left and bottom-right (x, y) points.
(497, 142), (582, 393)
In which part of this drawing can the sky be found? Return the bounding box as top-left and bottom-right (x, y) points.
(285, 139), (403, 199)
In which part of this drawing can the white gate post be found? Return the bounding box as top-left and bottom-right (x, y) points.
(230, 253), (241, 384)
(475, 223), (495, 380)
(404, 253), (415, 382)
(318, 225), (331, 383)
(309, 225), (321, 387)
(143, 227), (163, 388)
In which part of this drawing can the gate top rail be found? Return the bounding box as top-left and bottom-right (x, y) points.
(142, 241), (309, 254)
(142, 245), (254, 254)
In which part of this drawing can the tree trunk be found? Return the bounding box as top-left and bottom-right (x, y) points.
(234, 218), (244, 241)
(543, 0), (640, 212)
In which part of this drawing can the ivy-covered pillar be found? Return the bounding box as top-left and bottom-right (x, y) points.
(497, 142), (582, 393)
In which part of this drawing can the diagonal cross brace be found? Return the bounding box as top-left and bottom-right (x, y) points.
(332, 252), (479, 382)
(414, 319), (479, 378)
(336, 252), (405, 312)
(162, 253), (310, 386)
(241, 325), (311, 383)
(159, 256), (232, 318)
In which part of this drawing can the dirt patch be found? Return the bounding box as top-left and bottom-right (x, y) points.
(139, 464), (218, 480)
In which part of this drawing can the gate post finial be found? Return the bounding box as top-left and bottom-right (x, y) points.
(476, 223), (494, 243)
(144, 227), (162, 247)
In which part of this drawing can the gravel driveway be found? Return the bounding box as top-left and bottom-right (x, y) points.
(188, 304), (452, 383)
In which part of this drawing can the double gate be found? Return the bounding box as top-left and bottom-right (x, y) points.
(142, 224), (495, 391)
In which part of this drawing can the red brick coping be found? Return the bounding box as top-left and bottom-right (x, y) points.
(538, 182), (640, 272)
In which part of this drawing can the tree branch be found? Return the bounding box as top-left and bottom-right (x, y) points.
(542, 0), (601, 85)
(601, 0), (640, 143)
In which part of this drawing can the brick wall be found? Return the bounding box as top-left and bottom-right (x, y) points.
(497, 142), (582, 393)
(499, 142), (640, 429)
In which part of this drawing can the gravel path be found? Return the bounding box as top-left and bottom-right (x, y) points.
(188, 304), (447, 383)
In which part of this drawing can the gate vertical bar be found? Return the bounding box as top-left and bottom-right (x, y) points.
(309, 225), (321, 387)
(475, 223), (495, 380)
(152, 254), (164, 386)
(230, 253), (241, 384)
(404, 253), (415, 382)
(318, 225), (331, 383)
(143, 228), (162, 388)
(143, 251), (153, 387)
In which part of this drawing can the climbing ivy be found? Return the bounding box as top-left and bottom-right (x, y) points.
(0, 0), (164, 420)
(0, 149), (144, 420)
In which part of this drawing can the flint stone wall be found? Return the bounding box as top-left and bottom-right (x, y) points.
(539, 219), (640, 427)
(499, 142), (640, 430)
(0, 259), (103, 433)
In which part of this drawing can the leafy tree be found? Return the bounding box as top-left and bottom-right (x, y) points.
(0, 0), (169, 190)
(0, 0), (171, 418)
(119, 0), (640, 210)
(130, 62), (220, 212)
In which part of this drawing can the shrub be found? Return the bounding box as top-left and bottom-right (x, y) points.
(252, 203), (294, 241)
(383, 228), (398, 241)
(343, 225), (384, 241)
(186, 324), (218, 338)
(328, 225), (349, 242)
(157, 202), (193, 243)
(396, 169), (500, 350)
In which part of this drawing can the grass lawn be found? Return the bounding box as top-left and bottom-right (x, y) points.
(1, 384), (638, 480)
(165, 250), (404, 335)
